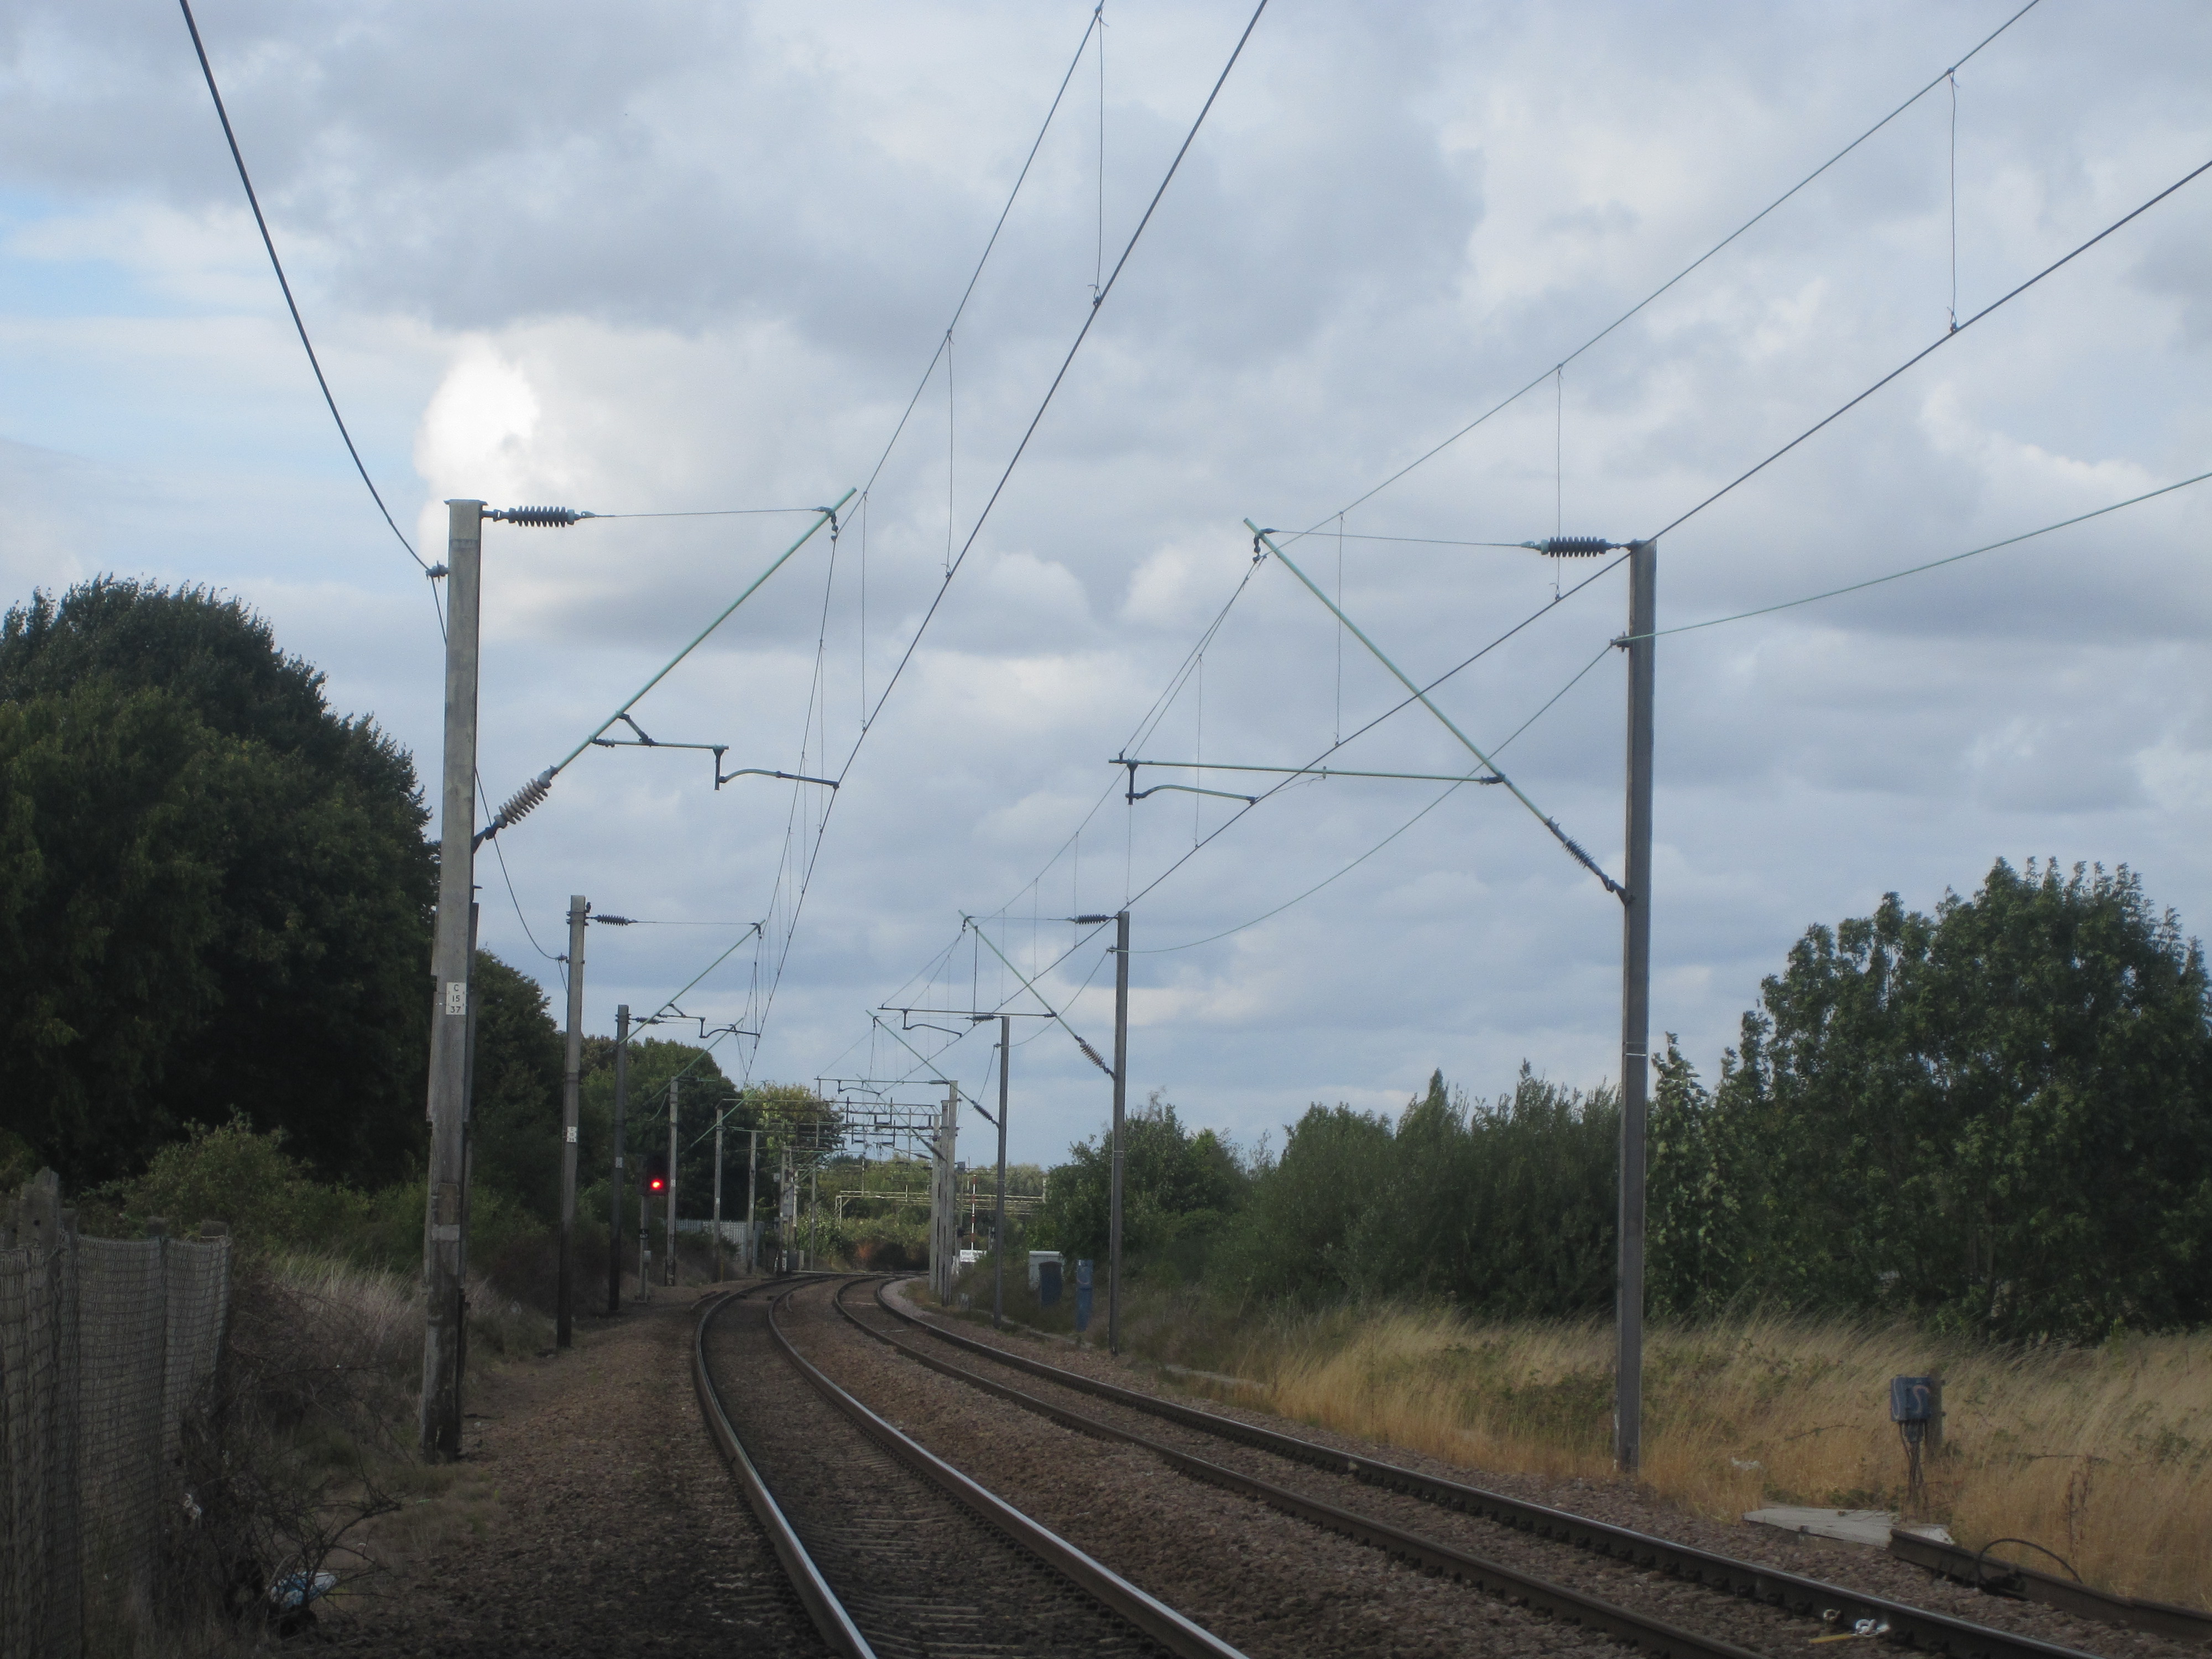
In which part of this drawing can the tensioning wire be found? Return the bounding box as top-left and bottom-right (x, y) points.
(585, 507), (823, 519)
(1295, 0), (2044, 538)
(177, 0), (447, 646)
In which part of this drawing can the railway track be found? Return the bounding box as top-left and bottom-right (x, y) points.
(835, 1277), (2120, 1659)
(692, 1278), (1245, 1659)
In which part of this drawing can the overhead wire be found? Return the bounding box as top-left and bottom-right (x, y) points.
(847, 0), (1271, 759)
(658, 0), (1212, 1086)
(734, 1), (1271, 1082)
(1650, 468), (2212, 640)
(175, 0), (630, 976)
(857, 5), (1106, 504)
(1647, 153), (2212, 544)
(833, 0), (2206, 1099)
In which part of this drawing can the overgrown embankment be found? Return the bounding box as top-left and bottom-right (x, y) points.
(1130, 1302), (2212, 1610)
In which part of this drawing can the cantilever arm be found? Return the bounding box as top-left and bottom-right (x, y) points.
(1129, 782), (1257, 806)
(962, 916), (1117, 1078)
(717, 766), (840, 790)
(1248, 521), (1625, 901)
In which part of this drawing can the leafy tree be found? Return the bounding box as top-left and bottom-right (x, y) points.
(1657, 860), (2212, 1337)
(1646, 1035), (1752, 1317)
(576, 1037), (736, 1230)
(1218, 1068), (1617, 1313)
(1, 580), (435, 1187)
(1040, 1092), (1245, 1281)
(463, 951), (566, 1220)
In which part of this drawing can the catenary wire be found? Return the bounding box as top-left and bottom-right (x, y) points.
(847, 0), (1270, 756)
(1647, 153), (2212, 543)
(1301, 0), (2044, 535)
(857, 4), (1106, 503)
(1648, 468), (2212, 639)
(734, 2), (1270, 1080)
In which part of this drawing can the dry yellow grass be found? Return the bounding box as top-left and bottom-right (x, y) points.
(1190, 1307), (2212, 1609)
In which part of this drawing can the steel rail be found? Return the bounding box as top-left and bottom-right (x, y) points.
(693, 1286), (875, 1659)
(834, 1282), (1766, 1659)
(769, 1279), (1248, 1659)
(1887, 1530), (2212, 1644)
(868, 1281), (2109, 1659)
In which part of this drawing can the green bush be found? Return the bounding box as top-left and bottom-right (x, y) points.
(1214, 1066), (1617, 1317)
(101, 1116), (367, 1254)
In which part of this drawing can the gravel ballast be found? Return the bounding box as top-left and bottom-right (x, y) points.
(782, 1277), (1639, 1659)
(703, 1286), (1176, 1659)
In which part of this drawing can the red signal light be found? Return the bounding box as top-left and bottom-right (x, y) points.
(648, 1175), (666, 1193)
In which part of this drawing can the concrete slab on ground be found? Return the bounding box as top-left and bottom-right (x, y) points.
(1745, 1507), (1955, 1548)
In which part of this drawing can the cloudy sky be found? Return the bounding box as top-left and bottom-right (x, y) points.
(5, 0), (2210, 1166)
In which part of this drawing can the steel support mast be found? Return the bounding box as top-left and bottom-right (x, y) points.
(1616, 538), (1657, 1472)
(665, 1078), (680, 1286)
(994, 1014), (1011, 1328)
(608, 1004), (628, 1313)
(1108, 908), (1130, 1355)
(712, 1113), (726, 1281)
(557, 895), (586, 1347)
(420, 498), (482, 1459)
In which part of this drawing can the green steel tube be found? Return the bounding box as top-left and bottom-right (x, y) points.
(1121, 759), (1499, 786)
(1249, 521), (1623, 898)
(873, 1013), (954, 1088)
(962, 917), (1116, 1077)
(556, 489), (856, 775)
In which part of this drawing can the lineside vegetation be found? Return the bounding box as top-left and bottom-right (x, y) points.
(1007, 859), (2212, 1605)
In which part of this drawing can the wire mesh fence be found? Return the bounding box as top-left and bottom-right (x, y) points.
(2, 1178), (230, 1659)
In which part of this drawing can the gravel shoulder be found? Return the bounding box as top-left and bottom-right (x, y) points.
(880, 1278), (2193, 1659)
(317, 1285), (823, 1658)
